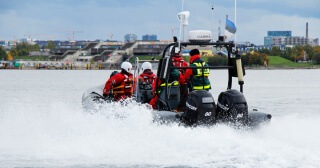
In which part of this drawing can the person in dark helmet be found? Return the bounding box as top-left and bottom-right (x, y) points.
(183, 49), (211, 91)
(103, 61), (135, 101)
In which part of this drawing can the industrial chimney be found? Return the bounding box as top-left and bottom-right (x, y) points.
(306, 22), (308, 45)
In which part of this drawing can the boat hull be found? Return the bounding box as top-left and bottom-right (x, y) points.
(82, 85), (272, 128)
(152, 110), (271, 128)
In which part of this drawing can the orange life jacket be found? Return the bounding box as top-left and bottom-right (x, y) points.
(112, 74), (134, 99)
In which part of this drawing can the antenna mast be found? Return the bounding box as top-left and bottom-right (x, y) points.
(178, 0), (184, 48)
(177, 1), (189, 45)
(218, 19), (221, 37)
(234, 0), (237, 49)
(211, 4), (214, 42)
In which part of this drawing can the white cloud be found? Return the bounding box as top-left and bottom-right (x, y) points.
(0, 0), (319, 44)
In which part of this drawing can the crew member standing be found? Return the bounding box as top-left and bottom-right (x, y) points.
(183, 49), (211, 91)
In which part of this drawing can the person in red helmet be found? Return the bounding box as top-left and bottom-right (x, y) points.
(137, 62), (157, 103)
(103, 61), (134, 101)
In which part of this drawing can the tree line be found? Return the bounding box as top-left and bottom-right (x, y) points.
(1, 42), (320, 65)
(259, 45), (320, 63)
(0, 41), (56, 60)
(207, 45), (320, 66)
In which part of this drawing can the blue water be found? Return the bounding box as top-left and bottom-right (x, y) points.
(0, 69), (320, 167)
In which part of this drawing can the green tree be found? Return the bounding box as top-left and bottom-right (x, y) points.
(270, 46), (281, 56)
(207, 55), (227, 66)
(241, 54), (249, 65)
(280, 47), (293, 60)
(242, 51), (269, 66)
(289, 45), (304, 62)
(303, 45), (313, 61)
(259, 48), (270, 55)
(46, 41), (56, 50)
(11, 42), (40, 57)
(312, 46), (320, 64)
(0, 46), (7, 60)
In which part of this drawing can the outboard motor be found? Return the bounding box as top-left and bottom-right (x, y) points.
(182, 90), (216, 126)
(216, 89), (248, 124)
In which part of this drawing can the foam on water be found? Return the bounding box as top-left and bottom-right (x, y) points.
(1, 99), (320, 167)
(1, 70), (320, 167)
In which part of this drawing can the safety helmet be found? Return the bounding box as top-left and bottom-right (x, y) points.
(141, 62), (152, 71)
(121, 61), (132, 72)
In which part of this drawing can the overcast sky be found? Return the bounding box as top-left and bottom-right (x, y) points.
(0, 0), (319, 45)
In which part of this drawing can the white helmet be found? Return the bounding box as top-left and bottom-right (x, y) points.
(121, 61), (132, 72)
(141, 62), (152, 71)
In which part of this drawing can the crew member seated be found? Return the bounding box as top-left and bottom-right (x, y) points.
(137, 62), (156, 103)
(103, 62), (134, 101)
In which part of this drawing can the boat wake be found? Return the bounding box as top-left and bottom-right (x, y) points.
(1, 101), (320, 167)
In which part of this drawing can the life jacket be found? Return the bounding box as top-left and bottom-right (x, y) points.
(191, 59), (211, 90)
(172, 56), (187, 67)
(137, 72), (156, 103)
(112, 74), (134, 98)
(139, 72), (156, 90)
(172, 56), (188, 74)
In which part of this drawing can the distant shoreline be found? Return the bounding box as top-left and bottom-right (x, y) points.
(1, 65), (320, 70)
(245, 65), (320, 70)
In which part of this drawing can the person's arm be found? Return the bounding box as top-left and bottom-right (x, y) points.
(178, 72), (185, 86)
(183, 69), (193, 82)
(103, 78), (112, 96)
(183, 61), (189, 66)
(103, 74), (121, 95)
(152, 78), (161, 93)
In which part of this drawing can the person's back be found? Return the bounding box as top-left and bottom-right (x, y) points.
(183, 49), (211, 91)
(172, 56), (188, 67)
(171, 47), (188, 74)
(103, 62), (134, 101)
(137, 62), (156, 103)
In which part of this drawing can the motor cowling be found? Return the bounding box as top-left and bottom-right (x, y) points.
(216, 89), (248, 123)
(182, 90), (216, 126)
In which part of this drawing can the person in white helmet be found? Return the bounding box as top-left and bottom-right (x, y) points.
(137, 62), (157, 103)
(103, 61), (134, 101)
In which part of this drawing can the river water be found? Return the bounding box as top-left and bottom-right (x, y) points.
(0, 69), (320, 167)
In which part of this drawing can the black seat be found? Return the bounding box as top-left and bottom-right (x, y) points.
(157, 81), (180, 111)
(137, 81), (154, 103)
